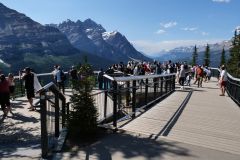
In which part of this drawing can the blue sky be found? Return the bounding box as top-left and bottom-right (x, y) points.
(1, 0), (239, 56)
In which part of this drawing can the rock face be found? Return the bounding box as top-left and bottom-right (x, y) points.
(54, 19), (151, 62)
(0, 3), (114, 73)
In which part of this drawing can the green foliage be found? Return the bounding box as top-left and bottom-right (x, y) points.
(68, 62), (98, 137)
(192, 45), (198, 66)
(220, 47), (226, 66)
(227, 29), (240, 77)
(204, 44), (210, 67)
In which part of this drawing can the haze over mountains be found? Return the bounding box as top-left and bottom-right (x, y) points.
(0, 2), (150, 73)
(152, 41), (231, 67)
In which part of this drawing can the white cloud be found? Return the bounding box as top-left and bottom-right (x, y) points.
(131, 39), (224, 56)
(160, 21), (177, 28)
(182, 27), (198, 31)
(156, 29), (166, 34)
(212, 0), (230, 3)
(236, 26), (240, 30)
(201, 32), (209, 36)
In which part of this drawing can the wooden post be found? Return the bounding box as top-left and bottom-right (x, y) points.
(154, 78), (157, 99)
(104, 90), (107, 118)
(55, 93), (59, 137)
(160, 77), (163, 95)
(126, 81), (130, 107)
(40, 93), (48, 159)
(132, 80), (136, 118)
(62, 97), (66, 127)
(113, 81), (118, 128)
(145, 79), (148, 105)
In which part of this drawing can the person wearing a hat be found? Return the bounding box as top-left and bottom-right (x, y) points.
(21, 67), (35, 111)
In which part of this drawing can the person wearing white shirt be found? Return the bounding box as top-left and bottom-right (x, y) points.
(219, 66), (227, 96)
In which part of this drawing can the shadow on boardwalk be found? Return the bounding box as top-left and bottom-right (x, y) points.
(56, 131), (194, 160)
(0, 99), (41, 159)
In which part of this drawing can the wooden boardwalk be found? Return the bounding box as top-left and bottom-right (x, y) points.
(119, 78), (240, 158)
(1, 79), (240, 159)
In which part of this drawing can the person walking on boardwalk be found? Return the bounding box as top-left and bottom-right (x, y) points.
(52, 65), (65, 94)
(21, 67), (35, 111)
(179, 64), (186, 90)
(0, 74), (11, 117)
(219, 65), (227, 96)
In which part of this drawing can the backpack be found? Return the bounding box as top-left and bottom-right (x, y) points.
(60, 70), (66, 81)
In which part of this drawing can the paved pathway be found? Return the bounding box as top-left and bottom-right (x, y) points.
(0, 97), (41, 160)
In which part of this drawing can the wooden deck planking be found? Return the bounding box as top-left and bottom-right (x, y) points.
(120, 91), (189, 136)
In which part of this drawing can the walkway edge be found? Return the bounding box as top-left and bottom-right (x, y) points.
(160, 90), (193, 137)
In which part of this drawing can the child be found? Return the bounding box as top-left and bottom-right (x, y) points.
(186, 72), (192, 86)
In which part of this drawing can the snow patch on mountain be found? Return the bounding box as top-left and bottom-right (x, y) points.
(102, 31), (118, 40)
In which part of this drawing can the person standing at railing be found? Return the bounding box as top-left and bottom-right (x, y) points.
(21, 67), (35, 111)
(219, 65), (227, 96)
(7, 73), (15, 100)
(0, 74), (12, 116)
(97, 68), (104, 90)
(52, 65), (65, 94)
(69, 65), (78, 90)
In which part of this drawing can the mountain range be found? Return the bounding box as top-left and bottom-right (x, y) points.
(49, 19), (151, 62)
(152, 41), (231, 67)
(0, 3), (150, 74)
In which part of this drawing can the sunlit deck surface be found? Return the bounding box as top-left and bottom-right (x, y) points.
(1, 78), (240, 160)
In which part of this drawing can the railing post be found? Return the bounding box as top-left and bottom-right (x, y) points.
(113, 81), (118, 128)
(145, 79), (148, 104)
(173, 75), (175, 91)
(160, 77), (163, 95)
(132, 80), (136, 118)
(40, 92), (48, 159)
(55, 93), (60, 137)
(67, 102), (70, 121)
(62, 97), (66, 127)
(154, 78), (157, 99)
(103, 77), (108, 118)
(165, 76), (168, 93)
(126, 81), (130, 107)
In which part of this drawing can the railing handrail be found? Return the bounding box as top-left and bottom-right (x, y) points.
(211, 67), (240, 82)
(104, 73), (176, 82)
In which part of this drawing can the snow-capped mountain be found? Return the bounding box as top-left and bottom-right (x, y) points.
(53, 19), (151, 62)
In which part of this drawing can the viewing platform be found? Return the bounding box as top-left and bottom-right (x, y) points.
(0, 72), (240, 160)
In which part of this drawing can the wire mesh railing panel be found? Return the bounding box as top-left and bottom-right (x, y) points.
(46, 93), (56, 149)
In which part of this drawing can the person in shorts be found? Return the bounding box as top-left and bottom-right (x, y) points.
(21, 67), (35, 111)
(0, 74), (11, 116)
(219, 66), (227, 96)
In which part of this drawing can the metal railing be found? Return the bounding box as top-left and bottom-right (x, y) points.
(96, 73), (176, 128)
(39, 82), (66, 159)
(211, 68), (240, 106)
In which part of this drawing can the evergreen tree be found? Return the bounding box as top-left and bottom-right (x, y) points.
(227, 29), (240, 77)
(68, 61), (98, 137)
(204, 44), (210, 67)
(192, 45), (198, 66)
(220, 47), (226, 66)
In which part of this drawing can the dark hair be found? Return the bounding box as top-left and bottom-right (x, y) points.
(0, 74), (5, 81)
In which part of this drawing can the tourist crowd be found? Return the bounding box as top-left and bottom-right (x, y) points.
(0, 60), (228, 117)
